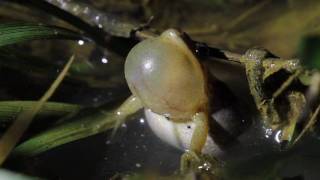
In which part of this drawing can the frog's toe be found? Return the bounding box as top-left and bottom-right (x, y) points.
(180, 151), (219, 174)
(180, 151), (200, 173)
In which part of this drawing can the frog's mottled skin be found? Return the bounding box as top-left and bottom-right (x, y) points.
(241, 48), (307, 142)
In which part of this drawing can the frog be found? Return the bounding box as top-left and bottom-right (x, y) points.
(111, 29), (311, 174)
(112, 29), (248, 173)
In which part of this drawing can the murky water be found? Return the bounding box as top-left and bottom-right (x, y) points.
(1, 0), (320, 179)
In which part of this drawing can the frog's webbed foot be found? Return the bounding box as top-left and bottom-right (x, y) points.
(180, 151), (220, 175)
(180, 150), (200, 172)
(111, 95), (143, 137)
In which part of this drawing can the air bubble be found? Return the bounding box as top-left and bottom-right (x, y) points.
(264, 128), (273, 138)
(139, 118), (145, 124)
(101, 57), (108, 64)
(274, 130), (282, 143)
(78, 40), (84, 45)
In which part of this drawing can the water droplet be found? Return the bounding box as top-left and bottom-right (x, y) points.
(135, 163), (141, 168)
(83, 7), (89, 14)
(274, 130), (282, 143)
(143, 61), (152, 70)
(105, 140), (111, 145)
(121, 123), (127, 128)
(101, 57), (108, 64)
(72, 5), (80, 12)
(265, 128), (273, 138)
(78, 40), (84, 45)
(198, 162), (212, 171)
(139, 118), (145, 124)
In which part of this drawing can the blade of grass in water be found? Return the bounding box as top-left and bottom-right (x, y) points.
(13, 109), (116, 157)
(0, 101), (80, 122)
(0, 55), (75, 165)
(0, 23), (85, 47)
(13, 96), (141, 157)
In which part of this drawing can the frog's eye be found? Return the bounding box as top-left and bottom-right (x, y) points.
(124, 29), (208, 120)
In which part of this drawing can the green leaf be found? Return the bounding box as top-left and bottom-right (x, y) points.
(0, 56), (75, 165)
(0, 23), (85, 47)
(0, 101), (80, 123)
(12, 108), (116, 158)
(299, 36), (320, 70)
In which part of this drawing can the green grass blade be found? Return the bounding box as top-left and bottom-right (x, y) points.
(0, 23), (84, 47)
(0, 101), (80, 122)
(12, 109), (116, 158)
(0, 56), (75, 165)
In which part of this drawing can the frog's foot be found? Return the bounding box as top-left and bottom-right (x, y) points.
(180, 151), (219, 175)
(180, 151), (200, 173)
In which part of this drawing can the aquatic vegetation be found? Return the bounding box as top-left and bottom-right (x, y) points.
(0, 0), (320, 179)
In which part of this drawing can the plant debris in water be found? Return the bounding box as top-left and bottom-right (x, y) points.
(0, 0), (320, 179)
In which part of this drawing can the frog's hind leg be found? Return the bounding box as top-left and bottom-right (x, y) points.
(111, 95), (143, 137)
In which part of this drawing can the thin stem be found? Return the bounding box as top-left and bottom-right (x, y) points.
(0, 55), (74, 165)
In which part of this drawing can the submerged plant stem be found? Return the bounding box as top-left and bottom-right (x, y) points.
(13, 110), (115, 157)
(0, 55), (74, 165)
(0, 101), (80, 122)
(13, 95), (141, 158)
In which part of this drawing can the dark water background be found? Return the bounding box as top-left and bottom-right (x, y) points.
(1, 0), (320, 179)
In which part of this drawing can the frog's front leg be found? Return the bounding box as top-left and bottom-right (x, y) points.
(241, 48), (268, 105)
(241, 48), (281, 127)
(111, 95), (143, 136)
(180, 112), (210, 172)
